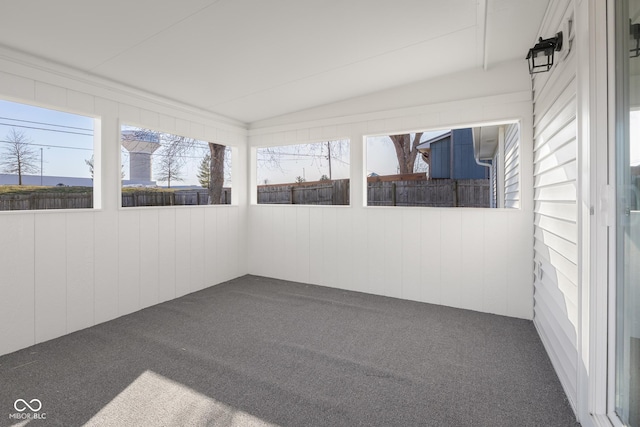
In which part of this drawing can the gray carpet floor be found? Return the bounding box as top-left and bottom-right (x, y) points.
(0, 275), (580, 426)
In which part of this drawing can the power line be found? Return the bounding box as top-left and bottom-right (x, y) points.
(0, 116), (93, 132)
(0, 122), (93, 137)
(0, 140), (93, 151)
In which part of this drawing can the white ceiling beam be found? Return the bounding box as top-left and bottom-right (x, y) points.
(477, 0), (489, 70)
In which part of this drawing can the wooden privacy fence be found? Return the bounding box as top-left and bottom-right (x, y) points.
(0, 188), (231, 210)
(257, 179), (350, 205)
(122, 188), (231, 207)
(367, 179), (489, 207)
(0, 192), (93, 210)
(257, 178), (489, 207)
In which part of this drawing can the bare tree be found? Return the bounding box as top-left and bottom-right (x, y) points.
(256, 140), (349, 183)
(155, 141), (184, 188)
(1, 129), (38, 185)
(388, 132), (424, 175)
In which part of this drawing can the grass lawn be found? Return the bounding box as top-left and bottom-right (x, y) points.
(0, 185), (94, 195)
(0, 186), (203, 195)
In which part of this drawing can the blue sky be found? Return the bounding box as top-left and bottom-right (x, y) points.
(0, 99), (94, 180)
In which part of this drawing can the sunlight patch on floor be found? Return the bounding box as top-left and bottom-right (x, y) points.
(84, 370), (278, 427)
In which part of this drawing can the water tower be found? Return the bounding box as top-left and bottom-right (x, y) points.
(121, 130), (160, 185)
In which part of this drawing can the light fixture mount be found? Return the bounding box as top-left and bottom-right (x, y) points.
(526, 32), (563, 74)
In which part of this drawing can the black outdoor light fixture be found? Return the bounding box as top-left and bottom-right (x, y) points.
(526, 32), (563, 74)
(631, 22), (640, 58)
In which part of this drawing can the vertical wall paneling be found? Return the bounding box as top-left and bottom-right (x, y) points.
(483, 210), (508, 314)
(384, 210), (403, 299)
(158, 208), (177, 302)
(139, 209), (160, 308)
(248, 86), (534, 320)
(459, 210), (485, 312)
(401, 209), (422, 301)
(34, 213), (67, 343)
(420, 209), (442, 305)
(334, 208), (354, 291)
(203, 208), (218, 287)
(366, 209), (387, 297)
(308, 208), (324, 286)
(440, 210), (463, 309)
(0, 53), (248, 357)
(282, 207), (299, 283)
(0, 214), (35, 355)
(66, 212), (95, 333)
(174, 209), (192, 298)
(531, 0), (578, 410)
(215, 207), (230, 282)
(321, 208), (339, 289)
(271, 207), (287, 283)
(295, 207), (311, 284)
(118, 210), (141, 316)
(227, 208), (240, 281)
(189, 208), (205, 292)
(94, 211), (119, 323)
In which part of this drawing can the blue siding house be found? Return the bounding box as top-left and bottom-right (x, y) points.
(418, 128), (489, 179)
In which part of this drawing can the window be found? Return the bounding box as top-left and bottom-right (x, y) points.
(0, 99), (95, 211)
(256, 140), (350, 205)
(365, 123), (519, 208)
(120, 126), (231, 207)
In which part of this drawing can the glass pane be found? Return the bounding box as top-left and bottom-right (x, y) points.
(0, 99), (95, 210)
(256, 140), (350, 205)
(364, 124), (519, 208)
(616, 1), (640, 425)
(120, 125), (232, 207)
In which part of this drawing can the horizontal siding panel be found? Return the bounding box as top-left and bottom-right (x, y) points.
(534, 243), (578, 286)
(535, 283), (578, 352)
(535, 201), (578, 222)
(533, 116), (577, 162)
(534, 296), (578, 388)
(534, 182), (577, 202)
(537, 271), (579, 328)
(534, 88), (576, 146)
(535, 310), (578, 397)
(536, 255), (579, 306)
(533, 54), (576, 120)
(534, 227), (578, 264)
(505, 153), (519, 172)
(535, 212), (577, 242)
(534, 138), (577, 175)
(534, 161), (578, 188)
(505, 123), (519, 141)
(505, 173), (519, 187)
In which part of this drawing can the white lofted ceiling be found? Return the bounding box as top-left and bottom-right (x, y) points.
(0, 0), (548, 124)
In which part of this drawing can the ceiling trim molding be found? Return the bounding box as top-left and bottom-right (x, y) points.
(0, 43), (247, 130)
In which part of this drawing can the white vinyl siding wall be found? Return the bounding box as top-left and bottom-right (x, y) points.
(504, 123), (521, 208)
(490, 153), (498, 208)
(531, 0), (579, 412)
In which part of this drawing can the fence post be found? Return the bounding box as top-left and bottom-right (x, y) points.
(392, 182), (397, 206)
(290, 186), (294, 204)
(453, 180), (458, 207)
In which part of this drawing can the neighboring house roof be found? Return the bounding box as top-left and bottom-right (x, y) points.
(416, 131), (452, 153)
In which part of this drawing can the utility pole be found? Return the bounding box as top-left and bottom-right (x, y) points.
(327, 141), (332, 179)
(40, 147), (43, 185)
